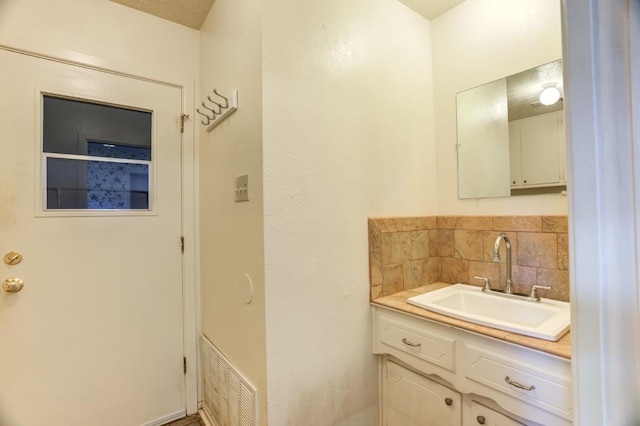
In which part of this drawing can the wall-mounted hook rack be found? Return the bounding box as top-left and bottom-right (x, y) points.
(196, 88), (238, 132)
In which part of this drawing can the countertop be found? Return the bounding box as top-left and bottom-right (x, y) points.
(371, 282), (571, 359)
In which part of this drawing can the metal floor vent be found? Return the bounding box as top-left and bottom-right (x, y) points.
(200, 335), (257, 426)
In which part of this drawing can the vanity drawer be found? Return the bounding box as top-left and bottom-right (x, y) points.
(469, 400), (525, 426)
(463, 343), (572, 417)
(377, 311), (456, 372)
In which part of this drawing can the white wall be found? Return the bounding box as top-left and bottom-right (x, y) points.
(198, 0), (268, 421)
(432, 0), (567, 215)
(261, 0), (437, 423)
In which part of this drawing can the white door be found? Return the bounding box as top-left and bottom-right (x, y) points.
(0, 49), (185, 426)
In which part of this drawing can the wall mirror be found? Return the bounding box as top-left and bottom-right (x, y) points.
(456, 59), (565, 199)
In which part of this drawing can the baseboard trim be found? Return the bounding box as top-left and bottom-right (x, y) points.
(198, 408), (215, 426)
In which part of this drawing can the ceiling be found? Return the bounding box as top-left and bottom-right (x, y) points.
(109, 0), (215, 30)
(397, 0), (466, 20)
(109, 0), (464, 30)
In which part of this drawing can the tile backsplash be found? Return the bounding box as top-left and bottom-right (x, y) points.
(368, 216), (569, 302)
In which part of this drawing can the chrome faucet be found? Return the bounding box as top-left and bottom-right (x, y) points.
(493, 233), (513, 294)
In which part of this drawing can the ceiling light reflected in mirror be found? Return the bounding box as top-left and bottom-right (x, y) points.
(540, 84), (562, 106)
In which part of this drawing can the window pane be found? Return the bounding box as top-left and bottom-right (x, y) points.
(43, 95), (151, 156)
(47, 157), (149, 210)
(43, 95), (153, 212)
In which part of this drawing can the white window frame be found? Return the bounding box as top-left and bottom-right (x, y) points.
(36, 91), (157, 217)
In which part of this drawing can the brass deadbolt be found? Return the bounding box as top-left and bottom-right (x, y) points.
(3, 251), (23, 266)
(2, 278), (24, 293)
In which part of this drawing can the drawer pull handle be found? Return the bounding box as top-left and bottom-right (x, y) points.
(401, 338), (421, 348)
(505, 376), (535, 391)
(444, 397), (453, 406)
(476, 415), (486, 424)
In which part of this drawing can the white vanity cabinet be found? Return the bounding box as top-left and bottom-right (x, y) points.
(383, 358), (462, 425)
(372, 306), (572, 425)
(509, 110), (566, 188)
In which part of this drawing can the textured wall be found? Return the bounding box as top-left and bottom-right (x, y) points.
(261, 0), (437, 423)
(198, 0), (268, 421)
(431, 0), (567, 215)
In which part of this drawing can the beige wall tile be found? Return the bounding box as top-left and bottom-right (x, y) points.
(437, 216), (493, 230)
(517, 232), (558, 268)
(370, 217), (402, 233)
(493, 216), (542, 232)
(483, 231), (518, 264)
(410, 231), (430, 260)
(542, 216), (568, 233)
(441, 257), (469, 284)
(456, 216), (493, 230)
(426, 216), (437, 229)
(382, 232), (411, 265)
(368, 215), (570, 303)
(437, 216), (458, 229)
(368, 220), (383, 286)
(429, 229), (439, 257)
(438, 229), (455, 257)
(368, 218), (381, 233)
(454, 229), (484, 261)
(382, 263), (404, 296)
(537, 268), (570, 302)
(371, 285), (383, 300)
(468, 261), (500, 289)
(498, 264), (537, 294)
(404, 260), (423, 290)
(401, 216), (436, 231)
(558, 233), (569, 270)
(422, 257), (441, 284)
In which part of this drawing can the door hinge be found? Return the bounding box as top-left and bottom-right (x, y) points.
(183, 357), (187, 374)
(181, 236), (185, 253)
(180, 113), (190, 133)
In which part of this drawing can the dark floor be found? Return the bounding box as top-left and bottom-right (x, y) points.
(164, 414), (204, 426)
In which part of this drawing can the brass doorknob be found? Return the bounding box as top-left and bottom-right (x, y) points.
(2, 278), (24, 293)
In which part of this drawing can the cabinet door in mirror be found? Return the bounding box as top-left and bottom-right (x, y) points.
(456, 59), (564, 199)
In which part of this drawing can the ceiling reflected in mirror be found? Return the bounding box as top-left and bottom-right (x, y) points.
(507, 60), (563, 121)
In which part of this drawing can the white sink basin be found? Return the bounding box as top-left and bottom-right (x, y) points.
(407, 284), (570, 341)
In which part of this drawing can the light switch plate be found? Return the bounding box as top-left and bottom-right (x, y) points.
(234, 174), (249, 202)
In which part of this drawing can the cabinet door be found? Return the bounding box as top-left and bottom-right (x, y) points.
(383, 359), (462, 426)
(469, 400), (525, 426)
(519, 113), (563, 186)
(509, 122), (522, 187)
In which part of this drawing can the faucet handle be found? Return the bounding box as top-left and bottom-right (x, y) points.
(529, 285), (552, 301)
(473, 275), (492, 291)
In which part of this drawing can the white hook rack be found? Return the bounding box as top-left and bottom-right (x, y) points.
(195, 88), (238, 131)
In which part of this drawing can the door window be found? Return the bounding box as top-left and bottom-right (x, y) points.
(42, 95), (152, 211)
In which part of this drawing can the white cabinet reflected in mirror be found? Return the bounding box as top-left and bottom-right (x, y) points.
(456, 59), (565, 199)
